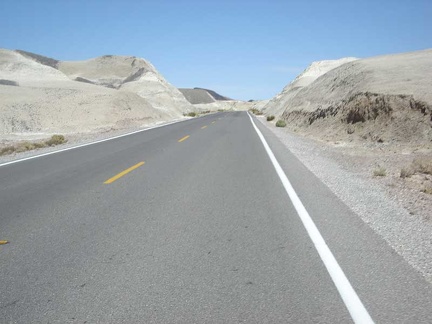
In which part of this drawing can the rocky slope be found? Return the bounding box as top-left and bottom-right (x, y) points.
(0, 49), (193, 140)
(263, 57), (358, 117)
(58, 55), (193, 117)
(265, 49), (432, 144)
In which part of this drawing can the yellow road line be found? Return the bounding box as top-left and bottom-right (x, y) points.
(201, 125), (207, 129)
(104, 162), (145, 184)
(0, 240), (9, 245)
(178, 135), (190, 142)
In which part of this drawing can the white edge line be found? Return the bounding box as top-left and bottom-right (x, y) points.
(247, 112), (374, 324)
(0, 113), (220, 168)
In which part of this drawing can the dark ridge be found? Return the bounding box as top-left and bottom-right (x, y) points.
(122, 68), (147, 84)
(15, 50), (59, 69)
(0, 79), (19, 86)
(193, 87), (232, 101)
(74, 77), (95, 85)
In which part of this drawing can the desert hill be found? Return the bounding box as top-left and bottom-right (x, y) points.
(263, 57), (357, 117)
(179, 88), (231, 104)
(265, 49), (432, 144)
(0, 49), (194, 139)
(58, 55), (193, 117)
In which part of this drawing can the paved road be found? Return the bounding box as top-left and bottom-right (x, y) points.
(1, 111), (432, 323)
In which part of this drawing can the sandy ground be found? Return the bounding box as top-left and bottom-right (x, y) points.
(257, 116), (432, 284)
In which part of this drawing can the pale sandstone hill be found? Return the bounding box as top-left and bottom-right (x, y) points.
(278, 49), (432, 143)
(263, 57), (358, 117)
(0, 49), (177, 138)
(58, 56), (193, 118)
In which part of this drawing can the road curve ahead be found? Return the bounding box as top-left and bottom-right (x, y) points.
(1, 111), (432, 323)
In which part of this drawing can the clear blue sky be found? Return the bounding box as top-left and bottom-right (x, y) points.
(1, 0), (431, 100)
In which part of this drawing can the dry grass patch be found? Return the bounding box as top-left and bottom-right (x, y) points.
(45, 135), (67, 146)
(0, 135), (66, 156)
(249, 108), (263, 115)
(412, 157), (432, 175)
(373, 167), (387, 177)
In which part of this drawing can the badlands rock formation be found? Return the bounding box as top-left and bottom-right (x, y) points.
(263, 57), (358, 117)
(0, 49), (193, 140)
(265, 49), (432, 143)
(180, 87), (267, 112)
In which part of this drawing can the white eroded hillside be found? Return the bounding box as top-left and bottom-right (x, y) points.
(263, 57), (358, 117)
(0, 50), (187, 138)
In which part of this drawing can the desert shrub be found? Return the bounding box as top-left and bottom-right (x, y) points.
(421, 186), (432, 195)
(45, 134), (66, 146)
(267, 115), (275, 121)
(16, 142), (36, 153)
(412, 158), (432, 175)
(373, 167), (386, 177)
(275, 120), (287, 127)
(217, 109), (225, 112)
(0, 146), (16, 156)
(34, 142), (47, 149)
(249, 108), (263, 115)
(186, 112), (197, 117)
(400, 167), (414, 178)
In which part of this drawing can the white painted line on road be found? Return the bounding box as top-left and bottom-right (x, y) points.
(0, 114), (218, 168)
(247, 112), (374, 324)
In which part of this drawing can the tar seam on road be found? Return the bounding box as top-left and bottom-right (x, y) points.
(178, 135), (190, 143)
(247, 112), (374, 324)
(104, 161), (145, 184)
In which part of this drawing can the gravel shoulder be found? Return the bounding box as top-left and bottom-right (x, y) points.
(257, 116), (432, 284)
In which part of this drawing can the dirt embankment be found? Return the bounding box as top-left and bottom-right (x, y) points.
(282, 92), (432, 144)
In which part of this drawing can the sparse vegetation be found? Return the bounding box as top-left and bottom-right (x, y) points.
(0, 135), (67, 156)
(45, 135), (67, 146)
(267, 115), (275, 121)
(184, 112), (197, 117)
(275, 120), (287, 127)
(421, 186), (432, 195)
(412, 158), (432, 175)
(373, 167), (387, 177)
(249, 108), (263, 115)
(400, 157), (432, 178)
(217, 109), (225, 112)
(0, 146), (16, 155)
(400, 167), (415, 178)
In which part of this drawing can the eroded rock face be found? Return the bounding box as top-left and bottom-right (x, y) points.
(0, 49), (193, 137)
(265, 49), (432, 144)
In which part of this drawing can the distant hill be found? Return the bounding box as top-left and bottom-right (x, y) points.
(179, 88), (231, 104)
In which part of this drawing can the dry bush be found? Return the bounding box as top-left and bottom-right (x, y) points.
(276, 120), (287, 127)
(249, 108), (263, 115)
(16, 142), (36, 153)
(400, 167), (415, 178)
(45, 135), (66, 146)
(373, 167), (386, 177)
(412, 158), (432, 175)
(267, 115), (275, 121)
(0, 146), (16, 156)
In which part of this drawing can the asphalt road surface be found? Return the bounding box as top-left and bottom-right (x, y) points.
(1, 111), (432, 323)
